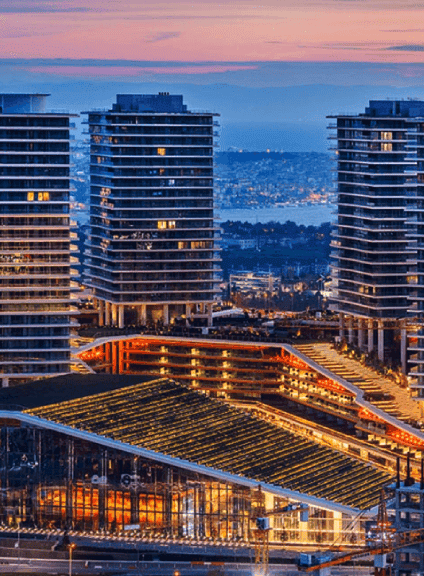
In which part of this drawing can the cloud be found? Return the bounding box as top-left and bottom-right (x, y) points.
(309, 42), (385, 51)
(145, 32), (180, 43)
(382, 29), (424, 32)
(0, 1), (90, 13)
(387, 45), (424, 51)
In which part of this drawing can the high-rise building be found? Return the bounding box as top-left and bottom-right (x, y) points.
(410, 114), (424, 399)
(0, 94), (75, 387)
(329, 100), (424, 370)
(85, 93), (220, 327)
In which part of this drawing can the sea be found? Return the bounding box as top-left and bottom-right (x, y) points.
(217, 204), (335, 226)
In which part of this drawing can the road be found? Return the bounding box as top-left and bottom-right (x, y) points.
(0, 557), (373, 575)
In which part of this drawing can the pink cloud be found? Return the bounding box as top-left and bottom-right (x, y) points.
(2, 0), (424, 63)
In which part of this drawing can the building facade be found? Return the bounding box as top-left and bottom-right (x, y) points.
(409, 117), (424, 400)
(76, 335), (424, 459)
(85, 93), (220, 328)
(0, 94), (75, 387)
(329, 100), (424, 370)
(0, 374), (386, 546)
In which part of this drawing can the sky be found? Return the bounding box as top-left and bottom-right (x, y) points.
(3, 0), (424, 151)
(2, 0), (424, 87)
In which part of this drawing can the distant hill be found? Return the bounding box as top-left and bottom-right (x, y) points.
(5, 76), (424, 152)
(216, 150), (329, 164)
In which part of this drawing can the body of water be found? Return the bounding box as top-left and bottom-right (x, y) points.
(217, 204), (335, 226)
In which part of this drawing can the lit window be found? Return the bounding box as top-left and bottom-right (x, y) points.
(157, 148), (166, 156)
(159, 169), (165, 175)
(38, 192), (44, 201)
(381, 143), (393, 151)
(43, 192), (50, 201)
(27, 192), (34, 201)
(168, 221), (176, 229)
(381, 132), (392, 140)
(178, 241), (189, 249)
(158, 221), (167, 229)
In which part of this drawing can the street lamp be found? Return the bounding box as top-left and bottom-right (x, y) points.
(68, 542), (76, 576)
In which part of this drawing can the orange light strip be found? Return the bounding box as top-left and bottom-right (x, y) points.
(358, 407), (386, 423)
(387, 425), (424, 449)
(317, 378), (353, 396)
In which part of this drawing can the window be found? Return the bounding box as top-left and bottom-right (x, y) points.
(27, 192), (34, 201)
(38, 192), (50, 201)
(158, 220), (176, 229)
(381, 132), (392, 140)
(381, 143), (392, 152)
(157, 148), (166, 156)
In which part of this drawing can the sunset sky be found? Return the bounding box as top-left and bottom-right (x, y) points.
(2, 0), (424, 86)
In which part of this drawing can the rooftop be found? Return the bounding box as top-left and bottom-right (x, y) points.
(113, 93), (187, 113)
(0, 374), (153, 410)
(0, 94), (49, 113)
(21, 375), (391, 511)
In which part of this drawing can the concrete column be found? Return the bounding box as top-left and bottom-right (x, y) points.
(347, 316), (354, 345)
(118, 341), (124, 373)
(368, 319), (374, 353)
(186, 303), (192, 327)
(339, 313), (344, 340)
(163, 304), (169, 326)
(207, 303), (213, 327)
(378, 320), (385, 362)
(105, 342), (111, 373)
(111, 304), (118, 326)
(358, 319), (364, 350)
(98, 299), (104, 327)
(401, 327), (407, 375)
(137, 304), (147, 325)
(112, 341), (118, 374)
(105, 301), (111, 326)
(118, 305), (124, 329)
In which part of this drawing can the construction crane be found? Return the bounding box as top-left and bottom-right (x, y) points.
(298, 489), (424, 576)
(251, 486), (308, 576)
(299, 527), (424, 575)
